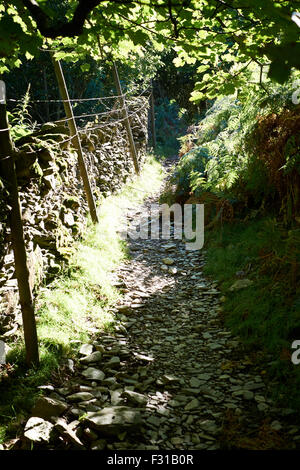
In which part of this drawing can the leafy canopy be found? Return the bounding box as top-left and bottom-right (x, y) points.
(0, 1), (299, 96)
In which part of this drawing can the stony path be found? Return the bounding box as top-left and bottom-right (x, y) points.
(17, 163), (300, 451)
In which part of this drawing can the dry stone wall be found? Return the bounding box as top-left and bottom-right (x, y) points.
(0, 96), (148, 338)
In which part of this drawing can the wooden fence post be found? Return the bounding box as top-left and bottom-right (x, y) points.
(112, 62), (140, 175)
(150, 80), (156, 149)
(50, 53), (99, 224)
(0, 80), (39, 367)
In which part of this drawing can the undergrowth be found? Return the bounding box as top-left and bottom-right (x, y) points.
(8, 84), (37, 140)
(172, 69), (300, 223)
(203, 217), (300, 410)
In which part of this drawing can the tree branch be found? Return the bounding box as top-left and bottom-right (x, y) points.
(22, 0), (113, 38)
(167, 0), (179, 38)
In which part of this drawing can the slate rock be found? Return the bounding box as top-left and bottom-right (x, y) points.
(24, 417), (54, 443)
(162, 257), (175, 266)
(79, 344), (94, 356)
(147, 415), (161, 427)
(105, 356), (121, 368)
(161, 374), (181, 384)
(134, 353), (154, 363)
(67, 392), (95, 403)
(81, 368), (105, 381)
(110, 390), (123, 406)
(184, 399), (199, 411)
(80, 351), (102, 364)
(31, 396), (68, 419)
(122, 390), (148, 406)
(190, 377), (202, 388)
(84, 406), (142, 436)
(54, 418), (85, 448)
(91, 439), (107, 450)
(243, 391), (254, 400)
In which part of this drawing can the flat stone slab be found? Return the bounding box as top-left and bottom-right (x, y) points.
(79, 344), (94, 356)
(67, 392), (95, 403)
(80, 351), (102, 364)
(31, 396), (68, 419)
(24, 417), (54, 443)
(134, 353), (154, 362)
(105, 356), (121, 368)
(122, 390), (148, 406)
(184, 398), (200, 411)
(85, 406), (142, 436)
(161, 374), (181, 384)
(162, 257), (175, 266)
(81, 367), (105, 381)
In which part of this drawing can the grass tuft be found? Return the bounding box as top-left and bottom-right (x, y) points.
(204, 217), (300, 409)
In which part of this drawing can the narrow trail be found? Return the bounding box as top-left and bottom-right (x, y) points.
(20, 159), (299, 450)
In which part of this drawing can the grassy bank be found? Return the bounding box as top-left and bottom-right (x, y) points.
(0, 155), (164, 444)
(165, 70), (300, 413)
(203, 218), (300, 410)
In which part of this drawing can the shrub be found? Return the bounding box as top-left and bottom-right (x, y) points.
(172, 72), (300, 223)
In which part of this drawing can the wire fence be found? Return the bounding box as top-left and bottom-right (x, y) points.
(7, 93), (127, 103)
(4, 85), (151, 149)
(0, 57), (156, 364)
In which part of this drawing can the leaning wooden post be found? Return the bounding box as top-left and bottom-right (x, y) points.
(50, 53), (99, 224)
(150, 80), (156, 149)
(112, 62), (140, 175)
(0, 81), (39, 367)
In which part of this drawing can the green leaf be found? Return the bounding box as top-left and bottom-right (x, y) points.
(80, 63), (90, 72)
(173, 56), (184, 67)
(190, 90), (205, 102)
(268, 60), (291, 84)
(197, 64), (210, 73)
